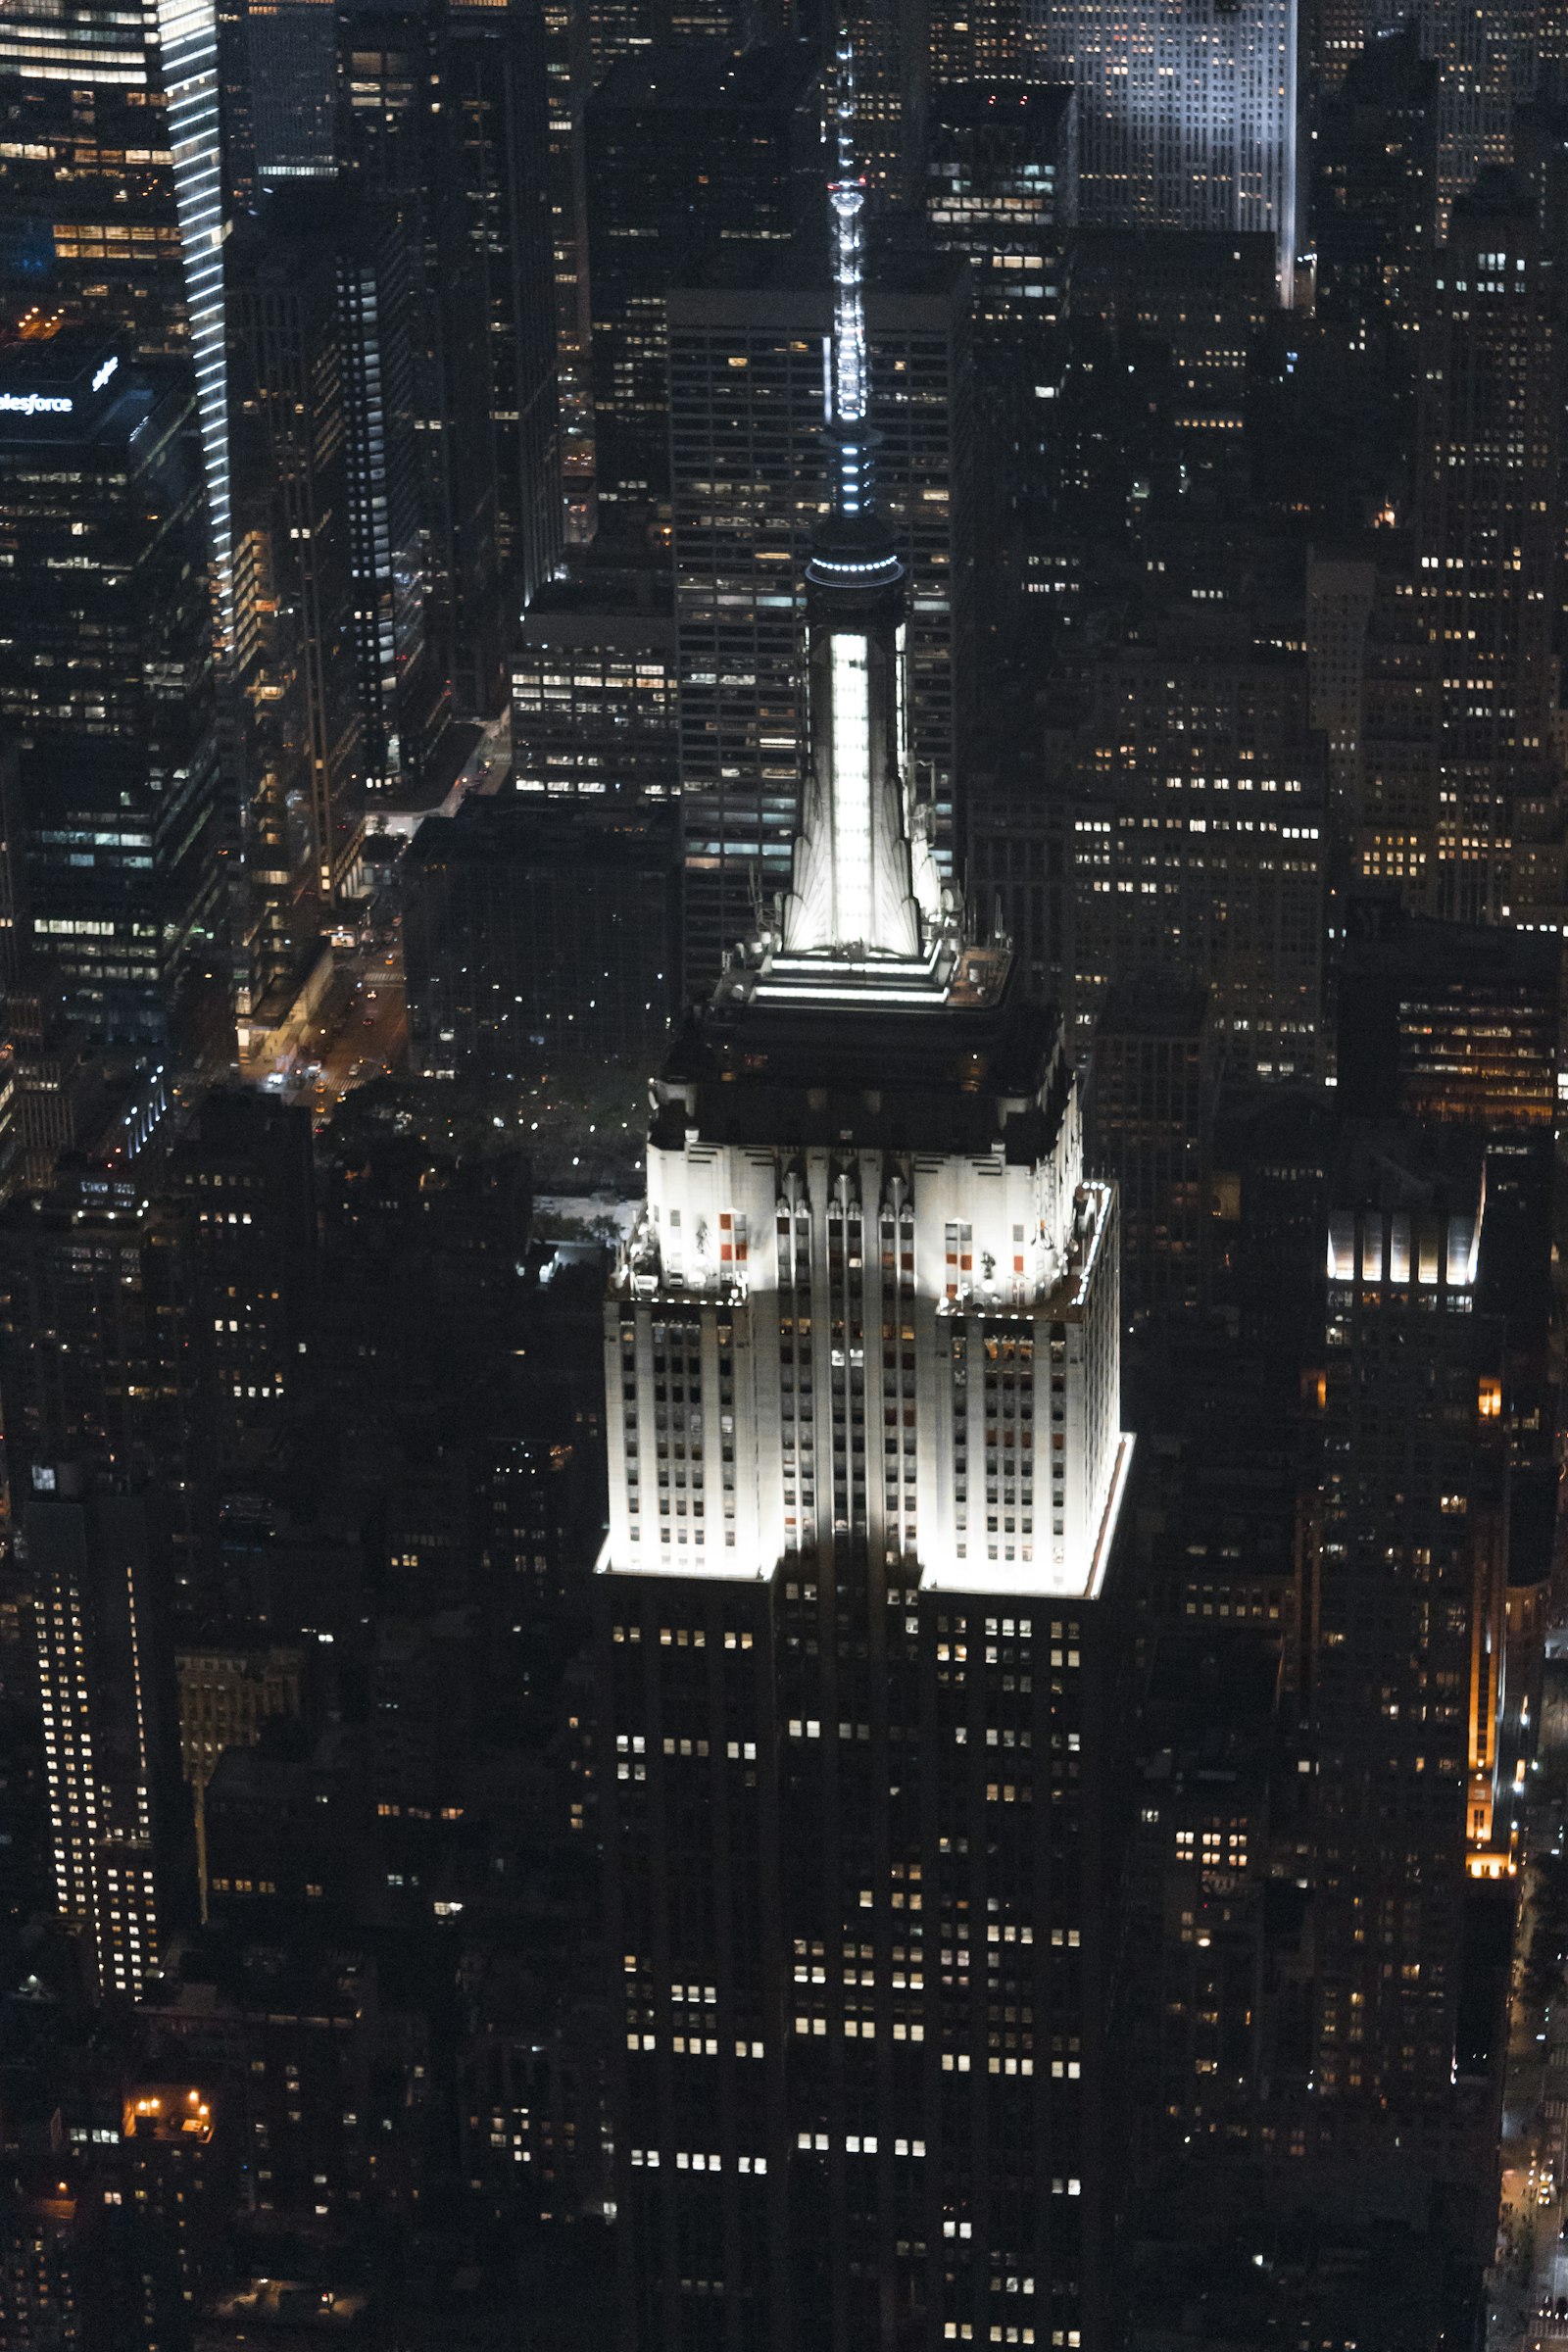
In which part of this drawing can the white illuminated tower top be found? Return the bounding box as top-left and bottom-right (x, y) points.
(777, 36), (945, 976)
(598, 45), (1131, 1608)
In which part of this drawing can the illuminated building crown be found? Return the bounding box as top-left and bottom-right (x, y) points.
(774, 33), (948, 975)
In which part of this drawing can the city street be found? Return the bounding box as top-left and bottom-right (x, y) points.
(1494, 1667), (1568, 2350)
(259, 927), (408, 1129)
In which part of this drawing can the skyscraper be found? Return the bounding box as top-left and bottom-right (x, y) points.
(334, 194), (443, 796)
(668, 238), (975, 993)
(0, 338), (224, 1052)
(0, 0), (233, 636)
(31, 1488), (175, 1999)
(987, 626), (1328, 1079)
(1033, 0), (1298, 295)
(341, 0), (560, 709)
(1312, 24), (1437, 331)
(924, 83), (1076, 336)
(218, 0), (340, 206)
(0, 1167), (196, 1522)
(229, 208), (367, 902)
(841, 0), (926, 198)
(1413, 171), (1560, 924)
(1421, 0), (1537, 236)
(584, 41), (820, 509)
(444, 0), (562, 609)
(1304, 550), (1376, 816)
(538, 0), (596, 543)
(232, 181), (444, 805)
(598, 62), (1132, 2348)
(1308, 1126), (1509, 2231)
(1089, 980), (1213, 1326)
(582, 0), (788, 80)
(513, 551), (679, 804)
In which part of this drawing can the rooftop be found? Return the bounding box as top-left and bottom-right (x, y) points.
(403, 798), (677, 873)
(671, 224), (969, 315)
(650, 958), (1073, 1161)
(1332, 1119), (1486, 1219)
(929, 80), (1074, 130)
(0, 334), (171, 455)
(591, 36), (818, 114)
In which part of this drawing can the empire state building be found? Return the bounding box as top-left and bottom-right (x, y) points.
(597, 57), (1133, 2349)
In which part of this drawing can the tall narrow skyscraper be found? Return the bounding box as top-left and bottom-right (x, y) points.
(341, 0), (560, 710)
(1413, 171), (1560, 924)
(598, 56), (1132, 2350)
(1308, 1127), (1509, 2247)
(31, 1490), (175, 2000)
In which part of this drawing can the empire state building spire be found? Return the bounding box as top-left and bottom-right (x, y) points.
(780, 35), (942, 964)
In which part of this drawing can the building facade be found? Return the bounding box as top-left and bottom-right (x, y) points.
(584, 41), (820, 510)
(1031, 0), (1298, 295)
(1308, 1129), (1509, 2230)
(980, 631), (1328, 1081)
(0, 339), (223, 1053)
(512, 554), (679, 804)
(0, 0), (232, 633)
(1413, 172), (1561, 925)
(402, 798), (680, 1083)
(229, 208), (366, 903)
(31, 1491), (173, 1999)
(598, 93), (1132, 2349)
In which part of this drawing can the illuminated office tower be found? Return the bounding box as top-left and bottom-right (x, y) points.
(30, 1490), (174, 2000)
(599, 70), (1132, 2350)
(232, 181), (446, 808)
(512, 553), (678, 804)
(668, 241), (974, 993)
(540, 0), (597, 542)
(0, 339), (223, 1053)
(334, 198), (445, 796)
(1312, 24), (1437, 331)
(842, 0), (927, 198)
(1337, 914), (1559, 1134)
(924, 81), (1074, 587)
(1306, 0), (1391, 92)
(1031, 0), (1298, 297)
(585, 41), (820, 509)
(924, 84), (1076, 335)
(0, 0), (232, 636)
(1413, 171), (1560, 924)
(930, 0), (1028, 87)
(241, 0), (340, 182)
(342, 0), (560, 709)
(340, 1), (495, 711)
(1023, 629), (1329, 1079)
(1421, 0), (1538, 236)
(444, 0), (562, 609)
(229, 207), (367, 902)
(1308, 1128), (1509, 2234)
(583, 0), (791, 86)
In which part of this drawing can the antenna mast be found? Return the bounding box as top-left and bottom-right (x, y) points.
(827, 32), (871, 517)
